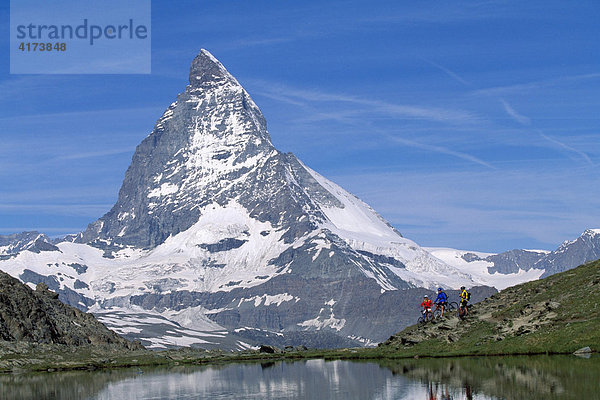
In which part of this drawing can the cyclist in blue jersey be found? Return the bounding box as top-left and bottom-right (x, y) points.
(434, 287), (448, 317)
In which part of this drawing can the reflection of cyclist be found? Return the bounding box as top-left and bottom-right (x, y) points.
(434, 287), (448, 317)
(441, 385), (453, 400)
(421, 295), (433, 317)
(465, 383), (473, 400)
(428, 382), (437, 400)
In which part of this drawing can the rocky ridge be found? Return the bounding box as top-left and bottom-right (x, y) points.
(0, 232), (58, 260)
(0, 270), (140, 349)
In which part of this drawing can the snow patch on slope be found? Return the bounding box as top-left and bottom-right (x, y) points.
(91, 305), (251, 350)
(148, 183), (179, 198)
(298, 314), (346, 331)
(238, 294), (299, 307)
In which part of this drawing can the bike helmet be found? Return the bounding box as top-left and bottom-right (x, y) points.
(424, 295), (428, 298)
(460, 286), (465, 290)
(437, 287), (442, 291)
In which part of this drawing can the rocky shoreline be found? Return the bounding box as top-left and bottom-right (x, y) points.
(1, 339), (596, 374)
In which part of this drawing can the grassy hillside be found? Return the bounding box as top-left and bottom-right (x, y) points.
(377, 258), (600, 357)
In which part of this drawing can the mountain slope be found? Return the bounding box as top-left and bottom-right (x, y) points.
(380, 258), (600, 356)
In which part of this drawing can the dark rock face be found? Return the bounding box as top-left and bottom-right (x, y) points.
(199, 238), (247, 252)
(68, 263), (88, 274)
(20, 269), (60, 291)
(537, 229), (600, 277)
(461, 252), (482, 262)
(464, 230), (600, 277)
(0, 271), (140, 348)
(18, 269), (94, 311)
(486, 249), (546, 274)
(258, 344), (280, 353)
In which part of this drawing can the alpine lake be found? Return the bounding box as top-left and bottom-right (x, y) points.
(1, 354), (598, 399)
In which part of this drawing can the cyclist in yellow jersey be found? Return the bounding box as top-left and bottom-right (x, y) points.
(459, 286), (469, 316)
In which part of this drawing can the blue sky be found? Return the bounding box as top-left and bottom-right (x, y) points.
(0, 0), (598, 252)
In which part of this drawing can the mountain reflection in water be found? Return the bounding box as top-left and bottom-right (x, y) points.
(1, 355), (598, 399)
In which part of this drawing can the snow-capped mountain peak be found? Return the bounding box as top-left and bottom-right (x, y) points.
(79, 50), (275, 249)
(189, 49), (241, 88)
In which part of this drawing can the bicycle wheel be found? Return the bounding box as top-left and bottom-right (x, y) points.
(433, 308), (442, 319)
(417, 316), (425, 325)
(448, 302), (459, 311)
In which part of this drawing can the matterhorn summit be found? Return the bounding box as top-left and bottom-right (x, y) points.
(80, 50), (276, 249)
(1, 50), (495, 348)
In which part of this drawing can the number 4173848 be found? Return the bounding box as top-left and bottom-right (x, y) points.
(18, 42), (67, 51)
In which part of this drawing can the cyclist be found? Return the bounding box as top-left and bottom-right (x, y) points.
(421, 295), (433, 320)
(459, 286), (470, 317)
(434, 287), (448, 317)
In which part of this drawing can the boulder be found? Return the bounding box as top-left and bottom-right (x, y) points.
(573, 346), (592, 354)
(259, 345), (282, 354)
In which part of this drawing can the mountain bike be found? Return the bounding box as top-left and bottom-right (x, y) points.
(433, 302), (452, 319)
(418, 308), (434, 324)
(447, 301), (459, 312)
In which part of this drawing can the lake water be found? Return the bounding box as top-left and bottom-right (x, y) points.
(1, 355), (598, 399)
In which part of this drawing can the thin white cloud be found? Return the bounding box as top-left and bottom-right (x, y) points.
(537, 131), (594, 165)
(0, 106), (162, 122)
(0, 186), (117, 202)
(361, 2), (515, 26)
(0, 76), (64, 101)
(54, 148), (135, 161)
(254, 90), (306, 107)
(0, 227), (83, 235)
(251, 80), (493, 168)
(225, 37), (296, 49)
(501, 99), (531, 125)
(419, 63), (596, 168)
(424, 59), (471, 86)
(0, 203), (111, 217)
(471, 72), (600, 97)
(386, 135), (496, 170)
(499, 99), (593, 165)
(252, 81), (479, 123)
